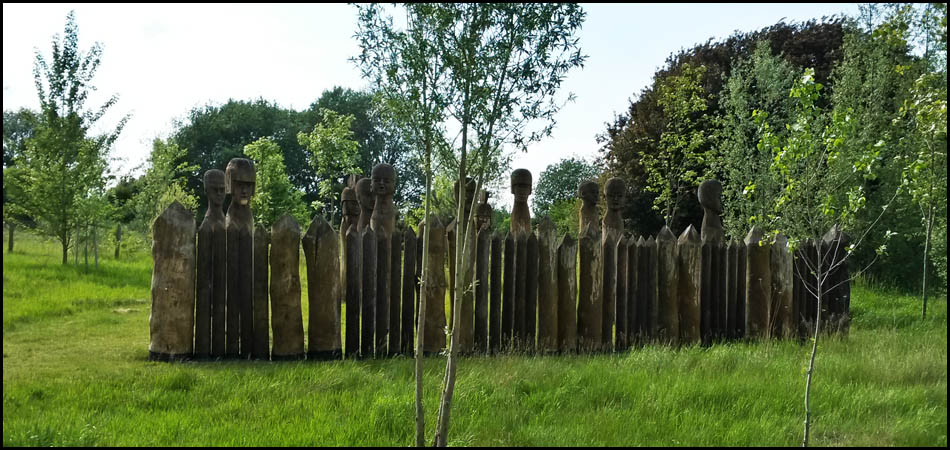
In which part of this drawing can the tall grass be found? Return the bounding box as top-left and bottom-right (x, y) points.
(3, 230), (946, 446)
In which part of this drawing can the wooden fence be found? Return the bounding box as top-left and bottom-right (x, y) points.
(149, 203), (851, 361)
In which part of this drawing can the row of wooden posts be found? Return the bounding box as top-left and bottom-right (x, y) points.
(148, 202), (851, 361)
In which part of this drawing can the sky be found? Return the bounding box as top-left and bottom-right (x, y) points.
(3, 3), (863, 208)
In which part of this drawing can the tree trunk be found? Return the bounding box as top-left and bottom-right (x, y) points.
(803, 244), (826, 447)
(7, 223), (14, 253)
(435, 77), (471, 448)
(115, 224), (122, 259)
(93, 223), (99, 270)
(415, 123), (433, 448)
(84, 226), (89, 273)
(922, 203), (934, 319)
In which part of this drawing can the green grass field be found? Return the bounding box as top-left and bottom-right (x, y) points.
(2, 230), (947, 446)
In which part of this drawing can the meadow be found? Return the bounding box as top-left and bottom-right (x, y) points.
(2, 230), (946, 446)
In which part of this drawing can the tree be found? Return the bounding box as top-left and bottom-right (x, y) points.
(171, 98), (306, 217)
(22, 10), (128, 264)
(533, 156), (602, 218)
(244, 137), (310, 228)
(714, 41), (797, 239)
(3, 108), (40, 252)
(133, 138), (198, 236)
(420, 4), (587, 446)
(354, 4), (452, 446)
(599, 18), (847, 236)
(304, 87), (425, 215)
(296, 108), (362, 221)
(756, 67), (902, 447)
(645, 62), (711, 227)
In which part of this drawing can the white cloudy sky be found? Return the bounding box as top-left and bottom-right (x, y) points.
(3, 3), (861, 207)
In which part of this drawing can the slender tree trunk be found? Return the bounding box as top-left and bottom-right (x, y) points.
(74, 226), (80, 266)
(922, 203), (934, 319)
(115, 224), (122, 260)
(8, 223), (15, 253)
(93, 222), (99, 270)
(416, 126), (433, 448)
(435, 76), (471, 448)
(84, 225), (89, 273)
(803, 247), (825, 447)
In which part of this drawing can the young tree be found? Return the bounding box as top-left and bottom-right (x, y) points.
(3, 108), (39, 252)
(297, 108), (362, 221)
(756, 68), (901, 447)
(644, 62), (711, 227)
(533, 157), (602, 218)
(354, 4), (451, 446)
(22, 11), (128, 264)
(133, 138), (198, 235)
(243, 137), (310, 228)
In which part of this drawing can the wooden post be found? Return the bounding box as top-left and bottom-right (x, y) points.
(700, 241), (713, 345)
(640, 237), (658, 342)
(615, 235), (629, 352)
(474, 228), (491, 353)
(195, 217), (213, 358)
(735, 240), (747, 339)
(726, 240), (739, 340)
(252, 227), (270, 359)
(502, 232), (515, 351)
(375, 231), (391, 356)
(525, 231), (539, 352)
(148, 202), (196, 361)
(210, 214), (227, 358)
(626, 236), (638, 347)
(537, 219), (558, 354)
(304, 216), (342, 360)
(656, 226), (679, 346)
(744, 226), (771, 339)
(771, 234), (794, 339)
(421, 217), (447, 355)
(514, 234), (528, 349)
(401, 228), (417, 355)
(270, 215), (304, 360)
(344, 228), (361, 360)
(557, 234), (577, 353)
(716, 243), (729, 341)
(389, 231), (402, 356)
(677, 226), (702, 345)
(489, 233), (503, 354)
(361, 227), (377, 358)
(601, 232), (617, 351)
(578, 226), (603, 352)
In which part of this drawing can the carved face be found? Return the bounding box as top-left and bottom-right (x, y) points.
(356, 178), (375, 210)
(605, 179), (626, 211)
(372, 167), (395, 197)
(579, 181), (599, 205)
(474, 203), (492, 230)
(697, 180), (723, 214)
(343, 200), (361, 217)
(231, 180), (255, 206)
(510, 169), (532, 203)
(204, 171), (226, 208)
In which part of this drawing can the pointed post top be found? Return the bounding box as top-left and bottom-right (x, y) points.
(773, 233), (788, 249)
(728, 238), (741, 250)
(637, 235), (647, 246)
(744, 225), (765, 245)
(557, 232), (575, 247)
(273, 214), (300, 235)
(646, 235), (656, 246)
(822, 224), (850, 244)
(678, 225), (701, 244)
(537, 216), (555, 235)
(306, 214), (331, 239)
(657, 225), (676, 242)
